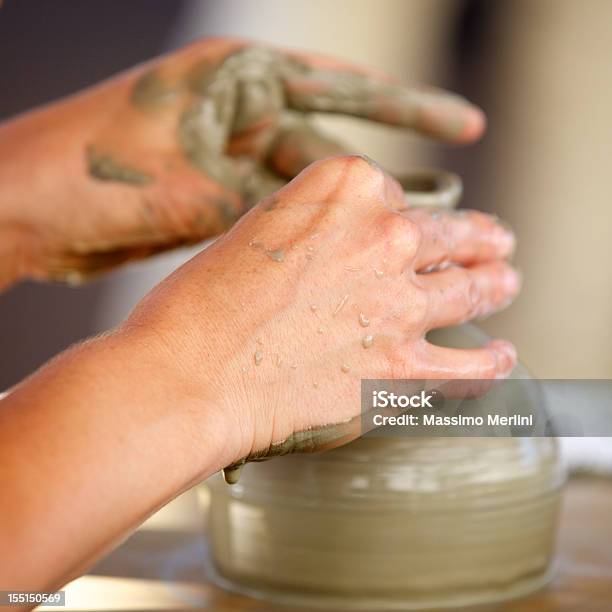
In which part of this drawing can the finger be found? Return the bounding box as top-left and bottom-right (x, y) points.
(414, 339), (517, 380)
(282, 54), (485, 143)
(267, 118), (348, 178)
(404, 208), (515, 270)
(418, 262), (521, 329)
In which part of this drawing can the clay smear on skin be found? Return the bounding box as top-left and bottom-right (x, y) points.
(222, 417), (356, 485)
(87, 147), (152, 185)
(131, 70), (178, 111)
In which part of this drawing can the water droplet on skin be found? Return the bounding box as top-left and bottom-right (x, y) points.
(267, 249), (285, 262)
(306, 245), (314, 253)
(291, 363), (298, 369)
(256, 337), (264, 345)
(341, 364), (351, 373)
(313, 382), (319, 389)
(333, 294), (349, 316)
(254, 350), (264, 365)
(317, 326), (325, 334)
(291, 243), (299, 250)
(362, 334), (374, 349)
(374, 269), (384, 279)
(310, 304), (318, 312)
(241, 366), (248, 373)
(359, 313), (370, 327)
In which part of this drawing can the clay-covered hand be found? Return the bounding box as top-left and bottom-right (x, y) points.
(0, 38), (485, 287)
(123, 155), (519, 482)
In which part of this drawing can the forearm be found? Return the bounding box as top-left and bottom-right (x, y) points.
(0, 327), (232, 591)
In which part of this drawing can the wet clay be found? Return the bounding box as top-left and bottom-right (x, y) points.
(127, 45), (468, 202)
(266, 249), (284, 263)
(131, 70), (177, 111)
(210, 321), (564, 609)
(282, 66), (471, 141)
(89, 42), (470, 218)
(222, 417), (355, 485)
(177, 47), (291, 199)
(209, 435), (564, 610)
(87, 147), (152, 185)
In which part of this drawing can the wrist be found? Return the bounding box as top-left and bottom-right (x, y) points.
(101, 323), (241, 483)
(0, 222), (38, 289)
(0, 115), (59, 288)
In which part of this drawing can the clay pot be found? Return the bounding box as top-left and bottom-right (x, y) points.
(205, 326), (565, 609)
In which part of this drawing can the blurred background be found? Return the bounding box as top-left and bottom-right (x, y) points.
(0, 0), (611, 592)
(2, 0), (611, 389)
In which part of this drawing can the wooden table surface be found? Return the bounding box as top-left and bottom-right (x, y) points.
(50, 477), (612, 611)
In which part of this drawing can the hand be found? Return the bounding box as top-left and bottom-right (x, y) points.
(0, 38), (485, 287)
(124, 155), (519, 481)
(0, 156), (517, 588)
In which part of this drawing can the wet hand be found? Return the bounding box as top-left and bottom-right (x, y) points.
(122, 156), (519, 482)
(0, 38), (486, 286)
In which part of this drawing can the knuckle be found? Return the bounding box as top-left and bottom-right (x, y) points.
(404, 219), (422, 258)
(299, 155), (386, 206)
(314, 154), (383, 179)
(379, 213), (421, 259)
(330, 154), (386, 189)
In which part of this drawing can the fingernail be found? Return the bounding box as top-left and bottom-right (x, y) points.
(494, 342), (517, 378)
